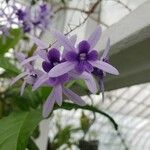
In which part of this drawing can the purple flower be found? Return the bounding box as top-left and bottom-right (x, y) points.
(32, 3), (53, 30)
(92, 38), (111, 78)
(48, 27), (119, 78)
(11, 26), (120, 117)
(14, 3), (53, 33)
(15, 7), (33, 33)
(16, 9), (26, 21)
(40, 4), (48, 13)
(20, 35), (76, 66)
(32, 48), (86, 118)
(11, 52), (42, 95)
(92, 38), (112, 101)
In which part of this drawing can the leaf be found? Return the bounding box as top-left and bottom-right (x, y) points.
(56, 126), (72, 146)
(0, 71), (17, 78)
(0, 28), (22, 55)
(27, 138), (39, 150)
(0, 109), (42, 150)
(80, 112), (90, 133)
(4, 86), (41, 110)
(0, 56), (20, 76)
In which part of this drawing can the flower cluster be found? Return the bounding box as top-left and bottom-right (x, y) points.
(0, 1), (53, 40)
(11, 27), (119, 118)
(15, 3), (53, 33)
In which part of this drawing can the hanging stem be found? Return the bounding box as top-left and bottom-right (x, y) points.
(54, 102), (118, 130)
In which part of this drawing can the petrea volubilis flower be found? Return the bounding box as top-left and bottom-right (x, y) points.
(92, 38), (111, 100)
(48, 27), (119, 79)
(32, 3), (53, 30)
(32, 48), (86, 118)
(15, 2), (53, 33)
(11, 52), (42, 95)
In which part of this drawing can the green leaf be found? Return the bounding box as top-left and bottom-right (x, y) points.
(0, 109), (42, 150)
(27, 138), (39, 150)
(55, 125), (72, 147)
(80, 112), (90, 133)
(0, 71), (17, 78)
(0, 56), (20, 76)
(0, 28), (22, 55)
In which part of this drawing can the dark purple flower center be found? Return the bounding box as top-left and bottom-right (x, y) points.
(16, 9), (26, 20)
(92, 68), (104, 79)
(42, 48), (61, 73)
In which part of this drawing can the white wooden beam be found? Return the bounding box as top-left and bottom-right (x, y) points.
(93, 1), (150, 91)
(96, 0), (150, 55)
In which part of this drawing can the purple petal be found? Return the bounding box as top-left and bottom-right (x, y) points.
(51, 41), (61, 49)
(32, 74), (49, 90)
(62, 35), (77, 58)
(65, 51), (77, 61)
(63, 87), (86, 106)
(25, 75), (35, 85)
(10, 71), (28, 86)
(78, 40), (90, 53)
(42, 90), (55, 118)
(75, 62), (84, 74)
(89, 60), (119, 75)
(36, 49), (49, 61)
(53, 84), (62, 106)
(84, 62), (93, 72)
(80, 72), (98, 94)
(20, 81), (26, 96)
(21, 55), (39, 66)
(34, 69), (44, 78)
(88, 27), (102, 49)
(87, 50), (98, 61)
(51, 30), (75, 52)
(48, 61), (75, 77)
(47, 48), (60, 62)
(57, 74), (69, 84)
(101, 38), (110, 60)
(29, 35), (47, 48)
(42, 61), (53, 72)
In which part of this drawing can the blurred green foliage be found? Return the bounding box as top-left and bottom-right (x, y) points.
(0, 28), (22, 55)
(0, 109), (42, 150)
